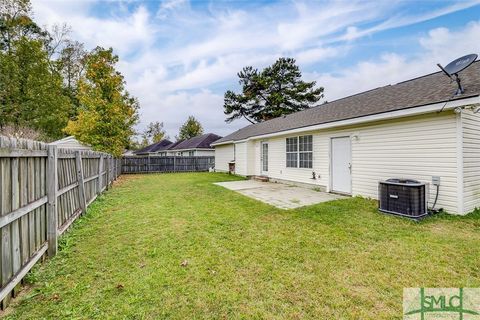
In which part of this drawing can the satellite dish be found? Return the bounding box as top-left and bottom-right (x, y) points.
(437, 54), (478, 96)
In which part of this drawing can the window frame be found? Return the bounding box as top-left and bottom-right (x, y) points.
(285, 135), (313, 169)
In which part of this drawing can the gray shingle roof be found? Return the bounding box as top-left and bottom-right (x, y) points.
(215, 60), (480, 144)
(134, 139), (172, 154)
(169, 133), (222, 150)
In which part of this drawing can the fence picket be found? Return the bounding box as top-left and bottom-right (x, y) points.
(75, 152), (87, 214)
(0, 136), (118, 309)
(47, 146), (57, 256)
(121, 156), (214, 174)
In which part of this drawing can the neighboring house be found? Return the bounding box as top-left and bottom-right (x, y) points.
(123, 150), (136, 156)
(166, 133), (222, 156)
(134, 139), (173, 156)
(212, 60), (480, 215)
(50, 136), (92, 150)
(134, 134), (222, 157)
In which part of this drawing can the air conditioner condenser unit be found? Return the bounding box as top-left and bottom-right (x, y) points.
(378, 178), (428, 219)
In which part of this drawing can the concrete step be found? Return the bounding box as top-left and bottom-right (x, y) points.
(252, 175), (269, 182)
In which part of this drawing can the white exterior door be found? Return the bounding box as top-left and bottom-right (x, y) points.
(331, 137), (351, 194)
(261, 142), (268, 175)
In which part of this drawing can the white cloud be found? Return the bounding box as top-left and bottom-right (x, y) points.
(30, 0), (480, 139)
(420, 21), (480, 61)
(309, 21), (480, 102)
(137, 90), (248, 137)
(295, 47), (343, 65)
(32, 1), (156, 56)
(336, 0), (480, 42)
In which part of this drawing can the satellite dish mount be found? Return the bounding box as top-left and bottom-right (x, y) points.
(437, 54), (477, 96)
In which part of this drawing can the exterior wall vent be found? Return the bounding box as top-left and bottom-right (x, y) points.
(378, 179), (428, 219)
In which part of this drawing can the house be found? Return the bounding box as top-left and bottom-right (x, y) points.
(212, 60), (480, 215)
(166, 133), (222, 156)
(50, 136), (92, 150)
(134, 139), (173, 156)
(122, 150), (136, 156)
(134, 133), (222, 157)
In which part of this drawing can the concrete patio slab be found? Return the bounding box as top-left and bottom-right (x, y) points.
(214, 180), (345, 209)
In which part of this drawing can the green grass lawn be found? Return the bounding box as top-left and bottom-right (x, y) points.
(4, 173), (480, 319)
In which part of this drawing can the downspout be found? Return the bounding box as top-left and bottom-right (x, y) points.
(455, 108), (464, 215)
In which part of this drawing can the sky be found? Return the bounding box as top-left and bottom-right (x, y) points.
(31, 0), (480, 139)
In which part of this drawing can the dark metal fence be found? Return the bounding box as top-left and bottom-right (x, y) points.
(121, 156), (215, 173)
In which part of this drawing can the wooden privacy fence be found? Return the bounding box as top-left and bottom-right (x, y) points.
(121, 156), (214, 173)
(0, 136), (120, 308)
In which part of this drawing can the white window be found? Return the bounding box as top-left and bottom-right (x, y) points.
(286, 137), (298, 168)
(286, 135), (313, 168)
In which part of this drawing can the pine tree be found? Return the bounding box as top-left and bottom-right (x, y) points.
(224, 57), (324, 123)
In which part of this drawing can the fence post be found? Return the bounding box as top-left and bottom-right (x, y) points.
(106, 157), (110, 190)
(173, 156), (176, 172)
(75, 151), (87, 213)
(11, 141), (20, 295)
(47, 145), (58, 257)
(97, 154), (104, 194)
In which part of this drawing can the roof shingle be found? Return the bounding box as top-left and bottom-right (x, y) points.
(215, 60), (480, 144)
(170, 133), (222, 150)
(134, 139), (172, 154)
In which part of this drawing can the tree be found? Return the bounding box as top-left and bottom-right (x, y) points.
(0, 36), (71, 139)
(0, 0), (47, 53)
(224, 57), (324, 123)
(0, 0), (71, 139)
(142, 121), (168, 145)
(177, 116), (203, 140)
(64, 47), (139, 156)
(55, 39), (87, 118)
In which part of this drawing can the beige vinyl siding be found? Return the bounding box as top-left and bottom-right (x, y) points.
(262, 135), (318, 184)
(462, 109), (480, 213)
(350, 112), (458, 214)
(250, 112), (459, 213)
(195, 149), (215, 156)
(214, 144), (234, 172)
(234, 142), (248, 175)
(165, 149), (214, 156)
(246, 141), (258, 176)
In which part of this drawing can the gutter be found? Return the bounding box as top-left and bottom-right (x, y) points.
(211, 95), (480, 146)
(166, 148), (214, 152)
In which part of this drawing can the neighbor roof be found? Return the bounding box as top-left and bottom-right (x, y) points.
(50, 136), (92, 150)
(165, 140), (183, 150)
(134, 139), (172, 154)
(169, 133), (222, 150)
(215, 60), (480, 144)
